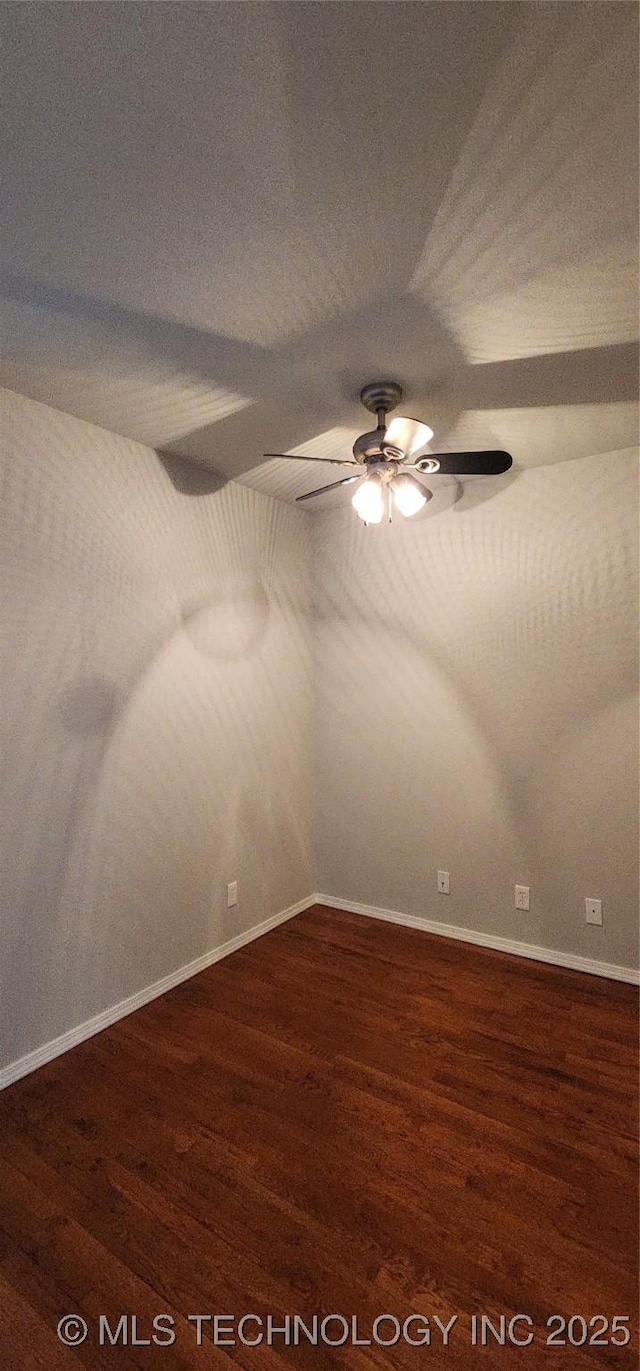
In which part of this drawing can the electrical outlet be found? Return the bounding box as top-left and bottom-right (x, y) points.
(515, 884), (530, 911)
(437, 870), (450, 895)
(585, 897), (602, 925)
(226, 880), (238, 909)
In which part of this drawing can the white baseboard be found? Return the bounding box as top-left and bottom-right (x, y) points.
(3, 891), (636, 1091)
(0, 894), (316, 1091)
(315, 894), (640, 986)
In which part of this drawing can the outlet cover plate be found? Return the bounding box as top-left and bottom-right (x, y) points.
(585, 897), (602, 925)
(515, 884), (530, 911)
(227, 880), (238, 909)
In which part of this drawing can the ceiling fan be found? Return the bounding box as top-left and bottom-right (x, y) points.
(264, 381), (513, 524)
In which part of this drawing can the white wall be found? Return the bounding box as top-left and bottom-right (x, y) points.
(313, 451), (639, 971)
(0, 389), (314, 1069)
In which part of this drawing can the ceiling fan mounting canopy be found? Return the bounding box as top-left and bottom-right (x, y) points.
(359, 380), (404, 416)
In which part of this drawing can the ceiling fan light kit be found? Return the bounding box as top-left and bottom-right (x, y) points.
(264, 381), (512, 523)
(351, 467), (432, 526)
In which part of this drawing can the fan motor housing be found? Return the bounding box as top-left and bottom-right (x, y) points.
(353, 428), (404, 463)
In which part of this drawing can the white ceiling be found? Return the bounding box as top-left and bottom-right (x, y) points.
(1, 2), (638, 510)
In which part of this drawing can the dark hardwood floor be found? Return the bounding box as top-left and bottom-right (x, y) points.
(0, 905), (637, 1369)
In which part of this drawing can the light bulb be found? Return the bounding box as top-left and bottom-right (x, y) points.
(391, 473), (430, 518)
(352, 474), (384, 524)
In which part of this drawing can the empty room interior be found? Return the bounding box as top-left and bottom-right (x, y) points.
(0, 2), (638, 1367)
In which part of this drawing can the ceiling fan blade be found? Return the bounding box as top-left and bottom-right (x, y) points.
(385, 415), (434, 458)
(263, 453), (356, 466)
(414, 449), (512, 475)
(296, 475), (361, 502)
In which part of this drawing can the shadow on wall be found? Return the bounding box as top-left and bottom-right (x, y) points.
(40, 552), (272, 965)
(181, 582), (270, 660)
(158, 451), (272, 658)
(157, 450), (228, 497)
(313, 446), (639, 968)
(1, 392), (313, 1069)
(55, 676), (119, 738)
(509, 691), (639, 960)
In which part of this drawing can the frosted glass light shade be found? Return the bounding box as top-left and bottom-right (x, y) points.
(352, 474), (384, 523)
(391, 473), (429, 517)
(385, 416), (434, 459)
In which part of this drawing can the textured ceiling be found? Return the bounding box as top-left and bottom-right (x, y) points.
(1, 1), (638, 510)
